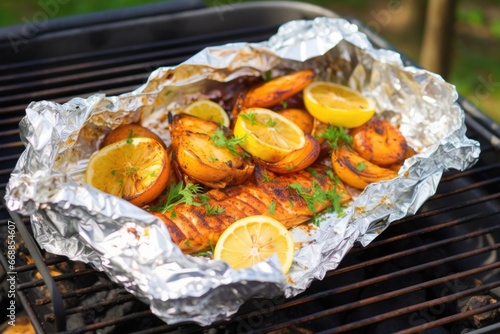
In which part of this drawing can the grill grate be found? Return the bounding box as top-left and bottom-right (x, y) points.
(1, 3), (500, 334)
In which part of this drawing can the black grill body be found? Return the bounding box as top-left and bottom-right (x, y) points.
(1, 2), (500, 334)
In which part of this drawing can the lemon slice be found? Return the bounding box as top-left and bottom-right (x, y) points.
(85, 137), (170, 207)
(233, 107), (305, 163)
(213, 215), (294, 274)
(303, 81), (375, 128)
(182, 100), (230, 127)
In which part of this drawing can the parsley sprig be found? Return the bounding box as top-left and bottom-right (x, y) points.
(199, 194), (225, 216)
(210, 128), (248, 157)
(240, 113), (258, 126)
(151, 182), (201, 216)
(288, 180), (345, 226)
(316, 125), (352, 150)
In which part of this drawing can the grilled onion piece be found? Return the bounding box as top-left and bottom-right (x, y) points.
(332, 144), (398, 190)
(255, 134), (320, 174)
(171, 114), (254, 188)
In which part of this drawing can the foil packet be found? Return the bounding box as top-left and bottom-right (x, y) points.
(5, 17), (480, 325)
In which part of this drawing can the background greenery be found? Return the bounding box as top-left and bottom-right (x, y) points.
(1, 0), (499, 123)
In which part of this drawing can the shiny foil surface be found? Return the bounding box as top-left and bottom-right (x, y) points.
(5, 18), (480, 325)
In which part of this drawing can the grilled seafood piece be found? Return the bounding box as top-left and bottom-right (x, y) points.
(350, 117), (407, 166)
(170, 114), (254, 188)
(244, 69), (315, 108)
(152, 164), (351, 254)
(231, 69), (315, 119)
(277, 108), (314, 134)
(331, 144), (398, 190)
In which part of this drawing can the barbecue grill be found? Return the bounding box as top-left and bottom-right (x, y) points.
(1, 1), (500, 333)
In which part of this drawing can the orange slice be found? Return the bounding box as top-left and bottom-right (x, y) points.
(85, 137), (170, 207)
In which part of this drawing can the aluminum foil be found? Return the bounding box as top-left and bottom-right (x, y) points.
(5, 17), (480, 325)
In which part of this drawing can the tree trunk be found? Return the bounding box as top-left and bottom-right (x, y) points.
(419, 0), (458, 79)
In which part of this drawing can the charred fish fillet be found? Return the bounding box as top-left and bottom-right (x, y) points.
(152, 164), (351, 254)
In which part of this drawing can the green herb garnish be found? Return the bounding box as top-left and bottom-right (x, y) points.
(240, 113), (258, 126)
(151, 182), (201, 214)
(264, 70), (272, 81)
(356, 161), (367, 171)
(210, 128), (247, 157)
(266, 118), (277, 128)
(199, 194), (225, 216)
(316, 125), (352, 150)
(268, 201), (277, 215)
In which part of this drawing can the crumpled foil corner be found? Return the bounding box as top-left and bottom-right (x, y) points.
(5, 17), (480, 325)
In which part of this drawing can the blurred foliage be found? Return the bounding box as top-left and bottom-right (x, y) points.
(457, 7), (485, 26)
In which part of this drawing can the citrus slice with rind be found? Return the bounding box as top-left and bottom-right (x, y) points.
(303, 81), (375, 128)
(233, 107), (305, 163)
(182, 99), (230, 127)
(85, 137), (170, 207)
(213, 215), (294, 274)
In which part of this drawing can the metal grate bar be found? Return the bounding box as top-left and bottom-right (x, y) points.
(394, 301), (500, 334)
(0, 24), (277, 74)
(44, 294), (137, 321)
(4, 207), (67, 331)
(329, 217), (500, 276)
(58, 310), (162, 334)
(13, 256), (68, 273)
(36, 282), (119, 306)
(230, 242), (500, 329)
(317, 281), (500, 334)
(430, 177), (500, 201)
(17, 268), (97, 290)
(253, 262), (500, 333)
(439, 163), (500, 182)
(390, 192), (500, 226)
(355, 210), (498, 251)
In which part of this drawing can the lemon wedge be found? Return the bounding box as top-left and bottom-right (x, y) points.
(303, 81), (375, 128)
(213, 215), (294, 274)
(182, 99), (230, 127)
(233, 107), (305, 163)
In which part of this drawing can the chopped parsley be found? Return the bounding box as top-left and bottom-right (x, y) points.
(316, 125), (352, 150)
(266, 118), (277, 128)
(288, 182), (320, 214)
(264, 70), (272, 81)
(306, 167), (320, 179)
(262, 170), (276, 183)
(150, 182), (201, 215)
(126, 129), (139, 144)
(240, 113), (258, 126)
(356, 161), (367, 171)
(326, 168), (336, 181)
(288, 181), (345, 224)
(210, 128), (247, 157)
(199, 194), (225, 216)
(268, 201), (277, 215)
